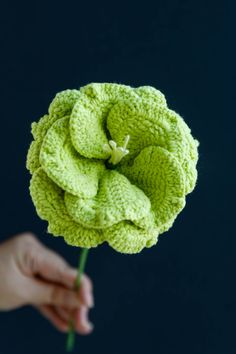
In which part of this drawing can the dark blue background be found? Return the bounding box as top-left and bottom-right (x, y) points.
(0, 1), (234, 353)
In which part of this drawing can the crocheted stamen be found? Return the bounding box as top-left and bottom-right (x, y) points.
(103, 135), (130, 165)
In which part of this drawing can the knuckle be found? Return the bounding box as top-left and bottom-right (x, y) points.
(50, 286), (61, 304)
(52, 262), (71, 285)
(19, 239), (41, 275)
(51, 287), (72, 307)
(82, 274), (93, 291)
(58, 263), (70, 278)
(21, 233), (37, 244)
(20, 234), (39, 253)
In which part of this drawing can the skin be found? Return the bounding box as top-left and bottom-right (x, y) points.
(0, 233), (94, 334)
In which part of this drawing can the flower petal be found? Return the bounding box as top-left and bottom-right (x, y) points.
(26, 114), (52, 174)
(135, 85), (167, 106)
(118, 146), (186, 231)
(175, 116), (199, 193)
(103, 221), (159, 254)
(40, 116), (106, 198)
(107, 100), (179, 162)
(27, 140), (41, 174)
(64, 169), (152, 229)
(27, 90), (81, 174)
(107, 100), (198, 194)
(70, 82), (139, 159)
(30, 168), (103, 248)
(48, 89), (81, 120)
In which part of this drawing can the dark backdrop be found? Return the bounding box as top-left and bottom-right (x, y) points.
(0, 1), (234, 354)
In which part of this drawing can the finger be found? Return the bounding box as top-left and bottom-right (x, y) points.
(31, 247), (77, 289)
(74, 306), (94, 335)
(25, 241), (94, 307)
(54, 306), (71, 322)
(79, 274), (94, 308)
(27, 278), (81, 309)
(36, 305), (69, 332)
(54, 307), (94, 333)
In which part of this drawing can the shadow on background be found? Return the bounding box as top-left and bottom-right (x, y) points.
(0, 1), (234, 353)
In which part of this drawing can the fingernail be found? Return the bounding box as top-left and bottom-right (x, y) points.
(88, 294), (94, 308)
(81, 291), (94, 308)
(87, 322), (94, 332)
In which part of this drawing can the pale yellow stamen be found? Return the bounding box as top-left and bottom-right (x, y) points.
(103, 135), (130, 165)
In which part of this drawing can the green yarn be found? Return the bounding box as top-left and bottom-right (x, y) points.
(27, 82), (199, 254)
(64, 169), (152, 229)
(40, 116), (105, 198)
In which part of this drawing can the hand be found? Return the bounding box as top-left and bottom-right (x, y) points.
(0, 233), (94, 334)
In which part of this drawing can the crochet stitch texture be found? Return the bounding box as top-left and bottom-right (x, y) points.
(27, 82), (199, 254)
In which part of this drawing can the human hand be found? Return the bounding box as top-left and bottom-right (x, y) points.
(0, 233), (94, 334)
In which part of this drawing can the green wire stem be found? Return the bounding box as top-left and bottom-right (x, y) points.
(66, 248), (90, 352)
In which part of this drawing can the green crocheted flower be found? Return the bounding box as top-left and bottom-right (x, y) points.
(27, 82), (199, 254)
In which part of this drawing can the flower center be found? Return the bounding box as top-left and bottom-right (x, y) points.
(103, 135), (130, 165)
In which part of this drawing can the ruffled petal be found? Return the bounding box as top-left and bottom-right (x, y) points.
(27, 90), (81, 174)
(26, 114), (52, 174)
(118, 146), (186, 231)
(103, 221), (159, 254)
(107, 100), (179, 162)
(175, 116), (199, 193)
(64, 169), (152, 229)
(40, 117), (106, 198)
(48, 89), (81, 120)
(70, 82), (139, 159)
(26, 140), (41, 174)
(135, 85), (167, 107)
(107, 100), (197, 194)
(30, 168), (103, 248)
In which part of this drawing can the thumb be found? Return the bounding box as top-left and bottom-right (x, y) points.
(26, 278), (81, 309)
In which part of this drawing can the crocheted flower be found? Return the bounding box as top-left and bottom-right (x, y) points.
(27, 82), (199, 254)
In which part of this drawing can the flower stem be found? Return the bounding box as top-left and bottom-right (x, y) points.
(66, 248), (90, 352)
